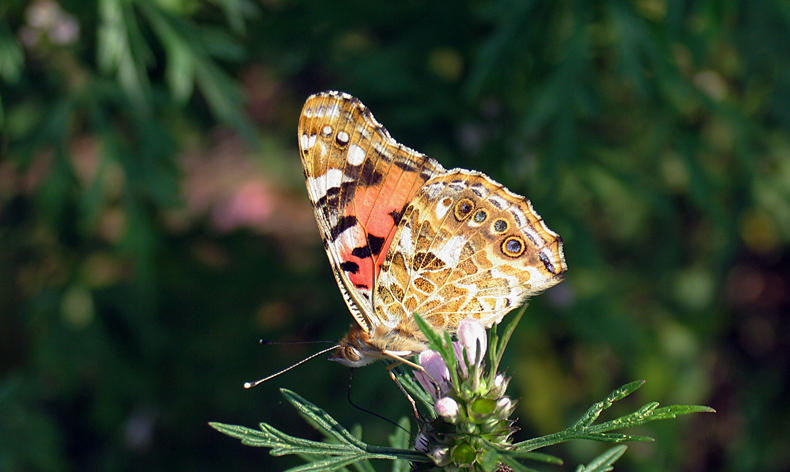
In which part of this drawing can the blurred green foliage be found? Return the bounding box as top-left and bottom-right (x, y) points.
(1, 0), (789, 471)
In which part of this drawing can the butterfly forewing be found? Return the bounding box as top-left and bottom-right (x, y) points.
(298, 91), (445, 332)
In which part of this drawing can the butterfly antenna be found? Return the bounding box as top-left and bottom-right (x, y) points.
(346, 369), (409, 434)
(244, 345), (339, 389)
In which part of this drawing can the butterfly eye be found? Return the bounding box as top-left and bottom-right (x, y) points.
(454, 198), (475, 221)
(493, 219), (508, 233)
(344, 346), (362, 362)
(501, 236), (525, 257)
(473, 210), (487, 223)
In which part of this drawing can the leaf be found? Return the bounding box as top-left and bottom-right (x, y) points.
(500, 450), (563, 464)
(412, 313), (461, 387)
(487, 303), (526, 384)
(574, 446), (628, 472)
(281, 389), (366, 448)
(136, 2), (256, 140)
(211, 390), (429, 472)
(97, 0), (153, 108)
(513, 381), (714, 453)
(570, 380), (646, 429)
(392, 365), (436, 418)
(388, 418), (412, 472)
(0, 19), (23, 83)
(497, 454), (547, 472)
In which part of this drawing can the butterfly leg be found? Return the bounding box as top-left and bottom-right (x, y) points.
(383, 351), (444, 399)
(382, 350), (424, 371)
(385, 362), (421, 419)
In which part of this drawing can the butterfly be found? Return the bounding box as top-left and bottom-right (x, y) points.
(299, 91), (567, 368)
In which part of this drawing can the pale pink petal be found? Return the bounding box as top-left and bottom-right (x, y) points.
(457, 318), (487, 369)
(415, 350), (451, 399)
(435, 397), (460, 421)
(414, 433), (429, 452)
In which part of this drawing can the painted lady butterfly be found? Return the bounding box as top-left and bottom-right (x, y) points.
(299, 91), (567, 368)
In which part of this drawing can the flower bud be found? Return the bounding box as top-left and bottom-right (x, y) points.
(435, 397), (460, 422)
(489, 373), (510, 397)
(457, 318), (487, 371)
(495, 396), (513, 416)
(429, 446), (451, 466)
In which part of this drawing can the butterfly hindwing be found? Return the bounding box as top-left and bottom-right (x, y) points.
(375, 171), (567, 332)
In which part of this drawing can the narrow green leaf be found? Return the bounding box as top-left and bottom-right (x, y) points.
(412, 314), (443, 353)
(388, 417), (411, 450)
(97, 0), (153, 108)
(513, 380), (712, 453)
(389, 426), (413, 472)
(575, 445), (627, 472)
(501, 450), (564, 464)
(442, 330), (461, 387)
(589, 403), (714, 434)
(214, 0), (251, 33)
(497, 454), (547, 472)
(349, 448), (376, 472)
(570, 381), (645, 429)
(574, 433), (654, 443)
(284, 454), (373, 472)
(488, 303), (526, 383)
(0, 20), (24, 83)
(412, 314), (461, 388)
(281, 389), (367, 448)
(210, 421), (353, 454)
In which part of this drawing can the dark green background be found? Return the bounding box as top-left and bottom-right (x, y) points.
(1, 1), (788, 471)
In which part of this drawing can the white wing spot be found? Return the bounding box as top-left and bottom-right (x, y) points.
(326, 104), (341, 118)
(522, 224), (542, 247)
(356, 125), (372, 140)
(539, 248), (556, 270)
(337, 131), (350, 144)
(509, 207), (526, 227)
(336, 223), (364, 248)
(423, 181), (445, 199)
(489, 195), (507, 209)
(308, 168), (348, 201)
(435, 198), (450, 219)
(397, 224), (413, 252)
(322, 125), (333, 136)
(301, 133), (317, 149)
(347, 144), (366, 166)
(436, 235), (465, 266)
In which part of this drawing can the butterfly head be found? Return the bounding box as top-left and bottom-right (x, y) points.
(329, 325), (383, 368)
